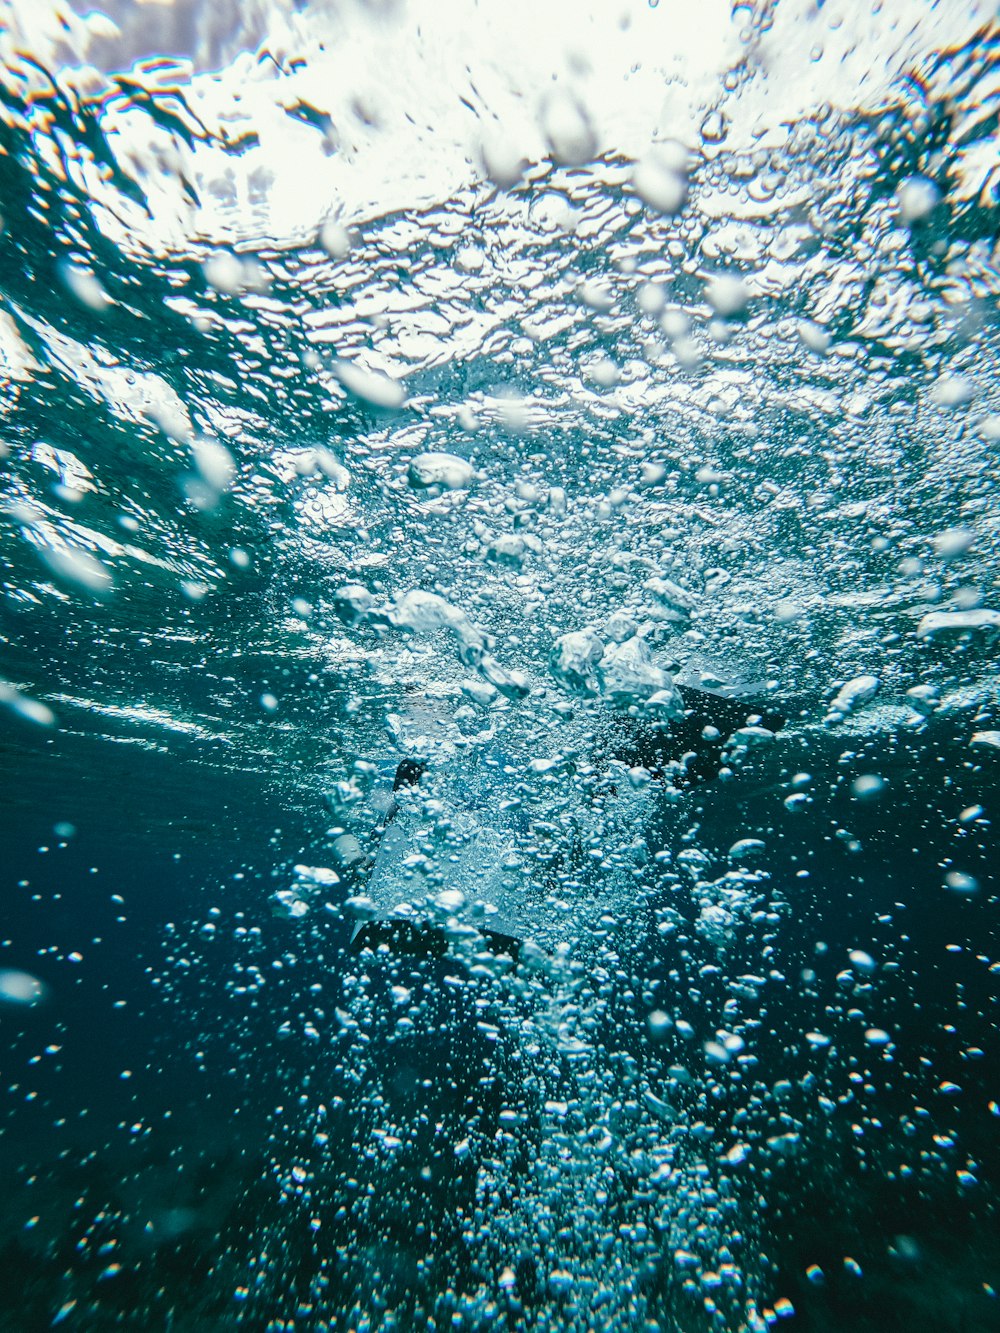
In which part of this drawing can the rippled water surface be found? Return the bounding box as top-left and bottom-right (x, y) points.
(1, 1), (998, 1329)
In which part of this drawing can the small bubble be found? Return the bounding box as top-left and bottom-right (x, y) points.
(319, 221), (351, 259)
(0, 969), (48, 1006)
(548, 1269), (574, 1295)
(335, 360), (405, 411)
(59, 261), (113, 312)
(944, 871), (978, 895)
(896, 176), (940, 224)
(647, 1009), (672, 1039)
(849, 950), (877, 974)
(203, 252), (246, 295)
(851, 774), (885, 800)
(700, 110), (728, 145)
(703, 272), (749, 317)
(931, 527), (974, 558)
(540, 90), (597, 166)
(36, 544), (113, 597)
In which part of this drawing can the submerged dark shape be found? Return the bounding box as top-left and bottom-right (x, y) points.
(392, 757), (428, 791)
(609, 684), (789, 788)
(349, 685), (788, 955)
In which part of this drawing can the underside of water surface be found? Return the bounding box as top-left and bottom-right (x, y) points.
(0, 1), (998, 1329)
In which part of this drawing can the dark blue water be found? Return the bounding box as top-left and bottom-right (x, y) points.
(2, 693), (996, 1330)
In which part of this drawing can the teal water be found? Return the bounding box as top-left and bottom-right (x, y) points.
(1, 4), (998, 1329)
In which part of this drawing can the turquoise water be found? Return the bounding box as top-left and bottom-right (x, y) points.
(1, 3), (998, 1329)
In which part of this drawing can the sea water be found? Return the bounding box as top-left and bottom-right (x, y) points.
(1, 2), (998, 1329)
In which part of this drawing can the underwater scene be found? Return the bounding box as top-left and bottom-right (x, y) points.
(0, 1), (998, 1329)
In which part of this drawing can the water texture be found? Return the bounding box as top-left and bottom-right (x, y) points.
(0, 1), (998, 1329)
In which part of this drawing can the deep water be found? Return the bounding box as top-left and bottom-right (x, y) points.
(2, 690), (996, 1330)
(1, 3), (999, 1330)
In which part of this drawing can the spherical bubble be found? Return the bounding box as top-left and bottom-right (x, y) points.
(929, 373), (973, 408)
(632, 148), (687, 215)
(704, 273), (749, 317)
(319, 220), (351, 259)
(944, 870), (978, 895)
(896, 175), (940, 224)
(799, 320), (831, 354)
(0, 969), (48, 1006)
(637, 282), (665, 317)
(37, 544), (113, 597)
(848, 949), (877, 974)
(335, 360), (406, 411)
(407, 452), (474, 490)
(647, 1009), (672, 1039)
(191, 438), (235, 493)
(480, 133), (528, 189)
(203, 252), (245, 295)
(931, 527), (974, 559)
(540, 91), (597, 166)
(59, 262), (113, 312)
